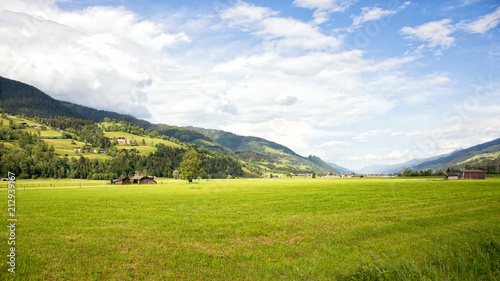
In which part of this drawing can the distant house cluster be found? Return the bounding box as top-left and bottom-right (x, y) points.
(111, 175), (157, 185)
(20, 123), (47, 130)
(110, 137), (131, 145)
(73, 147), (105, 154)
(445, 170), (486, 180)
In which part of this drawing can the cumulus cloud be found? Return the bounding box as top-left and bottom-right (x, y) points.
(293, 0), (356, 24)
(350, 2), (410, 31)
(458, 6), (500, 34)
(0, 0), (190, 117)
(275, 95), (298, 106)
(400, 19), (456, 55)
(353, 130), (393, 142)
(220, 1), (277, 28)
(222, 1), (342, 51)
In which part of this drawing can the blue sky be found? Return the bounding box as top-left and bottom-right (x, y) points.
(1, 0), (499, 171)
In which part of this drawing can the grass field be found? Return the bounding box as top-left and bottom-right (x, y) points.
(1, 177), (499, 280)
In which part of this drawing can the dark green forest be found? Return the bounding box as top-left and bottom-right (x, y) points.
(0, 76), (85, 118)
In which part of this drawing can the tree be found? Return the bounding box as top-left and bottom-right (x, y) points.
(179, 150), (203, 183)
(172, 170), (180, 180)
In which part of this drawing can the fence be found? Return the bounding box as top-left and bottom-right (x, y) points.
(0, 181), (109, 189)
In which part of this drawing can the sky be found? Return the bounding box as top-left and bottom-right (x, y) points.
(1, 0), (499, 171)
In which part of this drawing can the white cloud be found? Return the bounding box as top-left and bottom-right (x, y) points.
(353, 130), (393, 142)
(293, 0), (356, 24)
(221, 2), (342, 51)
(351, 2), (410, 30)
(459, 6), (500, 34)
(348, 154), (381, 160)
(0, 1), (191, 117)
(220, 1), (277, 28)
(400, 19), (456, 54)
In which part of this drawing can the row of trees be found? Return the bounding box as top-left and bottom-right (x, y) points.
(399, 168), (445, 177)
(447, 162), (500, 174)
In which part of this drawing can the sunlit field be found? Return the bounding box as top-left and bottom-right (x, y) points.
(1, 177), (499, 280)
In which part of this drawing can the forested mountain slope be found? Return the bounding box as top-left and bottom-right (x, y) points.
(0, 76), (84, 118)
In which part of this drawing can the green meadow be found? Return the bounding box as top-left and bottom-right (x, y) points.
(1, 177), (499, 280)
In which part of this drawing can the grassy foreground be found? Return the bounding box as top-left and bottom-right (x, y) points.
(1, 177), (499, 280)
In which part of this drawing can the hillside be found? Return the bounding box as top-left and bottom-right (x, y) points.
(327, 162), (355, 174)
(187, 126), (298, 155)
(187, 127), (338, 174)
(0, 76), (339, 174)
(60, 101), (152, 128)
(411, 137), (500, 173)
(0, 76), (84, 118)
(0, 113), (247, 179)
(358, 138), (500, 174)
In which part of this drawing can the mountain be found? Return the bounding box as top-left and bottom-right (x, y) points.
(186, 126), (298, 155)
(60, 102), (221, 150)
(357, 157), (440, 174)
(0, 75), (339, 174)
(0, 76), (85, 119)
(327, 162), (355, 174)
(359, 138), (500, 174)
(186, 127), (338, 173)
(411, 137), (500, 172)
(60, 101), (152, 128)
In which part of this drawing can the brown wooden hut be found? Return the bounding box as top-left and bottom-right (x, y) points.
(459, 170), (486, 179)
(112, 176), (131, 185)
(130, 175), (157, 184)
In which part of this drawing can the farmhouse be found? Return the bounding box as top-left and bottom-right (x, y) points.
(130, 175), (157, 184)
(459, 169), (486, 179)
(445, 172), (459, 180)
(112, 176), (131, 185)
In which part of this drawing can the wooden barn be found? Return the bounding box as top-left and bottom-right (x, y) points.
(459, 169), (486, 179)
(112, 176), (131, 185)
(445, 172), (459, 180)
(130, 175), (157, 184)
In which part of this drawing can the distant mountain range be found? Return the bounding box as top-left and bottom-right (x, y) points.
(359, 138), (500, 174)
(411, 138), (500, 172)
(0, 75), (338, 174)
(3, 75), (498, 175)
(326, 162), (355, 174)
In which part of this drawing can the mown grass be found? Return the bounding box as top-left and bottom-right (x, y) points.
(42, 138), (112, 160)
(104, 132), (181, 147)
(1, 177), (499, 280)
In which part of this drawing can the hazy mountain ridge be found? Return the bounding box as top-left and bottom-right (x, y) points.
(358, 157), (445, 174)
(326, 162), (355, 174)
(359, 139), (500, 174)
